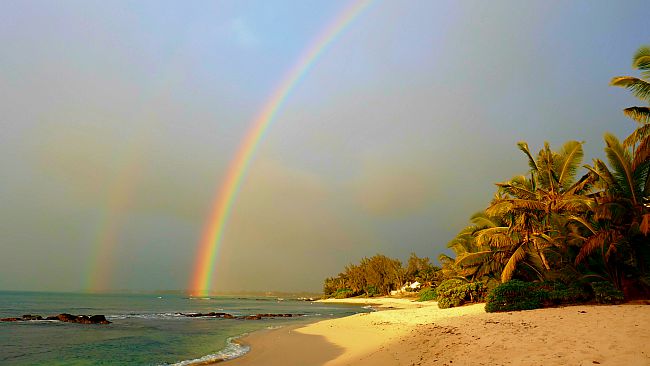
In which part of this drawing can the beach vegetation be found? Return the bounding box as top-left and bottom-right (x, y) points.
(436, 279), (487, 309)
(405, 253), (439, 287)
(485, 280), (593, 312)
(332, 289), (354, 299)
(323, 45), (650, 306)
(591, 281), (625, 304)
(417, 287), (437, 301)
(445, 46), (650, 303)
(323, 254), (409, 298)
(485, 280), (547, 312)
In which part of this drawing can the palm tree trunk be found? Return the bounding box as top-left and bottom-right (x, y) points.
(538, 250), (551, 271)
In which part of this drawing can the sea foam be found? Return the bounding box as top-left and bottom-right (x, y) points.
(165, 335), (250, 366)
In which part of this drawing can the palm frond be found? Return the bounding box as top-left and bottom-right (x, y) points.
(476, 227), (515, 248)
(575, 230), (609, 264)
(496, 182), (538, 200)
(506, 198), (547, 211)
(517, 141), (539, 172)
(566, 171), (596, 195)
(585, 161), (614, 190)
(455, 251), (495, 267)
(641, 214), (650, 236)
(594, 200), (630, 222)
(555, 196), (594, 213)
(610, 76), (650, 101)
(567, 215), (598, 235)
(438, 253), (455, 265)
(532, 232), (557, 248)
(633, 45), (650, 78)
(623, 123), (650, 147)
(604, 133), (638, 204)
(623, 107), (650, 125)
(469, 211), (500, 229)
(557, 140), (584, 190)
(485, 200), (512, 217)
(632, 134), (650, 170)
(501, 242), (527, 282)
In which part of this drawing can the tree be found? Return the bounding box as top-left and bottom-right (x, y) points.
(484, 141), (594, 282)
(610, 45), (650, 173)
(360, 254), (403, 295)
(450, 211), (507, 281)
(574, 133), (650, 295)
(404, 253), (437, 286)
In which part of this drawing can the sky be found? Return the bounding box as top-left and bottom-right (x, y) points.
(0, 0), (647, 293)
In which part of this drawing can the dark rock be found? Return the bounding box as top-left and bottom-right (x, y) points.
(89, 315), (110, 324)
(75, 316), (92, 324)
(53, 313), (110, 324)
(177, 311), (303, 320)
(2, 313), (109, 324)
(0, 317), (22, 322)
(179, 312), (229, 318)
(56, 313), (76, 322)
(181, 313), (201, 317)
(22, 314), (43, 320)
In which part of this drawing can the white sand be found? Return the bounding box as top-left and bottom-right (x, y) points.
(226, 298), (650, 366)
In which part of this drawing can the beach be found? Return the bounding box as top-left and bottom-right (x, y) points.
(226, 298), (650, 366)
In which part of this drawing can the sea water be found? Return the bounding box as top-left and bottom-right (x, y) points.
(0, 291), (367, 365)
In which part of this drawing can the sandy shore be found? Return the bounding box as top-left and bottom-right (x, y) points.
(225, 297), (650, 366)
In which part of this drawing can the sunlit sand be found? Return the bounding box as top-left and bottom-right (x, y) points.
(226, 297), (650, 366)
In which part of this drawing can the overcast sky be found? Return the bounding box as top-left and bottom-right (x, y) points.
(0, 0), (647, 293)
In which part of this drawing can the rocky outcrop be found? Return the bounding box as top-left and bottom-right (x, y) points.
(177, 312), (303, 320)
(181, 312), (228, 317)
(1, 313), (110, 324)
(0, 317), (21, 322)
(1, 311), (302, 324)
(22, 314), (43, 320)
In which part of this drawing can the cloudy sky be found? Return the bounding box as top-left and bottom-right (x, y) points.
(0, 0), (647, 293)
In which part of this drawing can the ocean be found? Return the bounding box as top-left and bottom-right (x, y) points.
(0, 291), (368, 365)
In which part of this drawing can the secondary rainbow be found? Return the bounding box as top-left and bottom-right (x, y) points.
(85, 36), (195, 292)
(189, 0), (374, 295)
(85, 153), (143, 292)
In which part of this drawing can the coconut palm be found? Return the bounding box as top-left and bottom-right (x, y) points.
(574, 133), (650, 294)
(450, 211), (507, 281)
(610, 45), (650, 172)
(484, 141), (595, 282)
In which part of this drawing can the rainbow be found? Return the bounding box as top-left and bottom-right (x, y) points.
(85, 152), (143, 292)
(189, 0), (374, 295)
(85, 39), (192, 292)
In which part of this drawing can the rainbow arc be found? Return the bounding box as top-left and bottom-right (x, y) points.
(189, 0), (374, 295)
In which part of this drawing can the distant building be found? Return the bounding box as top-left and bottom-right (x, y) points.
(390, 281), (421, 295)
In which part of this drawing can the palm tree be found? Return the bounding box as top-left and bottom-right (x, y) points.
(610, 45), (650, 173)
(450, 211), (507, 281)
(574, 133), (650, 294)
(485, 141), (594, 282)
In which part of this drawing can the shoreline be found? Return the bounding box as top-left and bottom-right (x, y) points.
(223, 297), (650, 366)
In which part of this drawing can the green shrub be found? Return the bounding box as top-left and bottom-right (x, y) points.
(418, 287), (437, 302)
(365, 285), (381, 297)
(333, 289), (354, 299)
(437, 280), (487, 309)
(591, 281), (624, 304)
(436, 279), (465, 293)
(544, 282), (592, 305)
(485, 280), (548, 312)
(485, 280), (594, 312)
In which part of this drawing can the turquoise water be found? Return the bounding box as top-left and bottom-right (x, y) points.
(0, 291), (367, 365)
